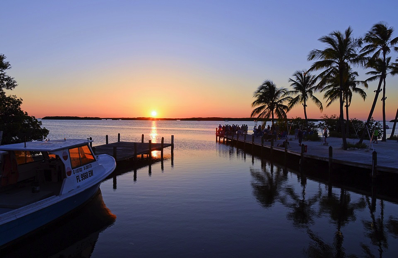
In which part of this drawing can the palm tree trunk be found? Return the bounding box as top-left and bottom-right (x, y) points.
(390, 108), (398, 139)
(346, 102), (350, 137)
(357, 76), (384, 144)
(303, 102), (308, 126)
(382, 77), (387, 141)
(339, 68), (347, 150)
(271, 110), (274, 127)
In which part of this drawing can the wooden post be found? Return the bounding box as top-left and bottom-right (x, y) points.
(133, 142), (137, 181)
(328, 146), (333, 174)
(252, 135), (254, 152)
(106, 135), (108, 145)
(89, 137), (92, 148)
(300, 144), (305, 169)
(284, 140), (288, 164)
(141, 134), (144, 143)
(134, 143), (137, 161)
(161, 137), (164, 160)
(118, 133), (120, 142)
(372, 151), (377, 178)
(148, 140), (152, 160)
(171, 135), (175, 148)
(270, 139), (274, 157)
(113, 174), (117, 189)
(113, 146), (117, 160)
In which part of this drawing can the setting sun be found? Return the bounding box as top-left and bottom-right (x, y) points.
(151, 110), (157, 117)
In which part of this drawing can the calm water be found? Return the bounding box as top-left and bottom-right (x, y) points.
(4, 120), (398, 257)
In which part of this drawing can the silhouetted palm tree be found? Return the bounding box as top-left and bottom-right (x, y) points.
(359, 23), (398, 143)
(308, 27), (361, 150)
(286, 71), (323, 126)
(251, 80), (290, 126)
(321, 67), (367, 135)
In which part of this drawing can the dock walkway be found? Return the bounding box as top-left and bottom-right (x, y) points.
(222, 134), (398, 174)
(93, 141), (172, 161)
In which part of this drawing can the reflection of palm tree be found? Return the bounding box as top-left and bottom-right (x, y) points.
(250, 161), (287, 207)
(318, 188), (366, 257)
(281, 178), (322, 228)
(361, 197), (388, 257)
(305, 229), (339, 258)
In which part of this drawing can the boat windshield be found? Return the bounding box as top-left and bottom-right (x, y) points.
(69, 145), (95, 169)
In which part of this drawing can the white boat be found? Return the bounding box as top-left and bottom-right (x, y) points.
(0, 139), (116, 247)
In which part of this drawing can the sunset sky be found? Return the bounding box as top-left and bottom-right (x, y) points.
(2, 0), (398, 120)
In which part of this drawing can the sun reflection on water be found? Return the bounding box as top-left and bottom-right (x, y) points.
(150, 121), (157, 143)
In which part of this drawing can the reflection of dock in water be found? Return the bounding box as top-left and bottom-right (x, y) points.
(1, 190), (116, 258)
(218, 138), (398, 207)
(109, 153), (174, 190)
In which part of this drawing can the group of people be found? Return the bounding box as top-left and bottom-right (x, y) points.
(217, 124), (248, 136)
(253, 124), (288, 141)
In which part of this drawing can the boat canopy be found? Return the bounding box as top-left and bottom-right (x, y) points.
(0, 139), (93, 152)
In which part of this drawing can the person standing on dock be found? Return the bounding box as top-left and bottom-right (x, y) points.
(373, 128), (379, 144)
(298, 128), (303, 146)
(323, 127), (328, 143)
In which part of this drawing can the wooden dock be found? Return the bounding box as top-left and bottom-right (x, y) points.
(93, 134), (174, 162)
(218, 133), (398, 175)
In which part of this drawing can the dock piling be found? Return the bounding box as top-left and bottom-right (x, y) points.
(328, 146), (333, 174)
(270, 139), (274, 157)
(372, 151), (377, 178)
(149, 140), (152, 160)
(113, 146), (117, 160)
(284, 140), (287, 164)
(106, 135), (108, 145)
(118, 133), (120, 142)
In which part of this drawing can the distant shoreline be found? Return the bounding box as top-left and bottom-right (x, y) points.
(41, 116), (397, 122)
(41, 116), (320, 122)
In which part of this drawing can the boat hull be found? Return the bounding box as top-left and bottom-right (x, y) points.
(0, 183), (101, 247)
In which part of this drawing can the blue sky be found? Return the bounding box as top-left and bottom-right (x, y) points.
(1, 0), (398, 119)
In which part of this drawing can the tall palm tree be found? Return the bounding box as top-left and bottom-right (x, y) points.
(389, 59), (398, 138)
(251, 80), (290, 126)
(286, 71), (323, 126)
(358, 23), (398, 143)
(308, 27), (360, 150)
(321, 67), (367, 135)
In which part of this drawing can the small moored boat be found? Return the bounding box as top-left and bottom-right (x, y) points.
(0, 139), (116, 247)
